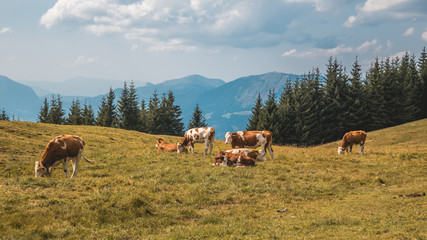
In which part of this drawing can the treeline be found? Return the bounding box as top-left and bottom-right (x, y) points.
(247, 47), (427, 146)
(37, 81), (207, 136)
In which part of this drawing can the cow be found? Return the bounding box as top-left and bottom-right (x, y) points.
(224, 131), (274, 160)
(225, 148), (266, 162)
(213, 151), (256, 167)
(156, 138), (180, 152)
(337, 130), (367, 154)
(177, 127), (215, 155)
(35, 135), (95, 178)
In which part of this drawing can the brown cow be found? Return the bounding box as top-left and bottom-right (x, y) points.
(177, 127), (215, 155)
(35, 135), (95, 177)
(224, 131), (274, 160)
(225, 148), (266, 161)
(213, 151), (256, 167)
(338, 130), (367, 154)
(156, 138), (180, 152)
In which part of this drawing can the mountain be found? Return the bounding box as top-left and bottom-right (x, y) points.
(0, 75), (41, 121)
(22, 77), (151, 97)
(196, 72), (299, 138)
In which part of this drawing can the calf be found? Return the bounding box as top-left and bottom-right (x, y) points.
(225, 148), (266, 162)
(35, 135), (95, 178)
(156, 138), (180, 152)
(177, 127), (215, 155)
(224, 130), (274, 160)
(213, 151), (256, 167)
(338, 130), (367, 154)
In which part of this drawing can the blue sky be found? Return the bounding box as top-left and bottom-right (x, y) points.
(1, 0), (427, 84)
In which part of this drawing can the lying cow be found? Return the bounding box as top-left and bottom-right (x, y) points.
(35, 135), (95, 177)
(155, 138), (181, 152)
(225, 148), (266, 162)
(177, 127), (215, 155)
(338, 130), (367, 154)
(213, 151), (256, 167)
(224, 130), (274, 160)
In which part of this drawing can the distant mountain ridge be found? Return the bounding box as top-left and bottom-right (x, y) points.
(1, 72), (301, 138)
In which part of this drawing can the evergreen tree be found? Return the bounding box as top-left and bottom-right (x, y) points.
(48, 94), (65, 124)
(38, 97), (49, 123)
(82, 101), (95, 126)
(161, 91), (184, 136)
(277, 78), (297, 145)
(246, 93), (263, 131)
(402, 54), (422, 122)
(380, 57), (399, 126)
(298, 69), (324, 145)
(140, 99), (148, 132)
(188, 103), (207, 129)
(96, 87), (116, 127)
(117, 81), (141, 130)
(0, 109), (9, 120)
(418, 47), (427, 118)
(347, 56), (369, 131)
(146, 90), (161, 134)
(257, 89), (279, 141)
(66, 99), (83, 125)
(321, 57), (349, 142)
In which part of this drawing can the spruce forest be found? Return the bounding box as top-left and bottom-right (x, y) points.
(33, 47), (427, 146)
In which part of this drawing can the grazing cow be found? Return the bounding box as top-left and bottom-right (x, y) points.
(224, 131), (274, 160)
(177, 127), (215, 155)
(213, 151), (255, 167)
(338, 130), (367, 154)
(35, 135), (95, 178)
(156, 138), (180, 152)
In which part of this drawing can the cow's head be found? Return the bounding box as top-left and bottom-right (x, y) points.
(224, 132), (232, 144)
(337, 147), (345, 155)
(35, 161), (48, 177)
(177, 143), (187, 153)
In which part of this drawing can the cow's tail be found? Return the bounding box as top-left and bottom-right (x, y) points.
(266, 132), (274, 160)
(82, 154), (95, 164)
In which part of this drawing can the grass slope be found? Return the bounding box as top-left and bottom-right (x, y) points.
(0, 120), (426, 239)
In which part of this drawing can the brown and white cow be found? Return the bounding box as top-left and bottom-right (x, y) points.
(35, 135), (95, 178)
(156, 138), (180, 152)
(225, 148), (266, 162)
(337, 130), (367, 154)
(177, 127), (215, 155)
(213, 151), (256, 167)
(224, 131), (274, 160)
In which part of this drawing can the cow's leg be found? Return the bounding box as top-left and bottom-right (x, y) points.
(349, 144), (353, 153)
(71, 151), (82, 177)
(189, 143), (195, 154)
(209, 141), (213, 155)
(267, 145), (274, 160)
(63, 160), (68, 178)
(360, 145), (364, 153)
(204, 140), (209, 155)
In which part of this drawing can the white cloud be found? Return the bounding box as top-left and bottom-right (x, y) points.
(344, 0), (427, 27)
(422, 30), (427, 41)
(0, 27), (11, 34)
(283, 0), (352, 12)
(40, 0), (294, 50)
(389, 51), (408, 59)
(356, 39), (378, 52)
(131, 44), (139, 51)
(403, 27), (414, 36)
(281, 49), (297, 56)
(73, 55), (99, 66)
(222, 111), (252, 119)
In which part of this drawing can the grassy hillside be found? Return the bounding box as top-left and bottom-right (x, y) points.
(0, 120), (426, 239)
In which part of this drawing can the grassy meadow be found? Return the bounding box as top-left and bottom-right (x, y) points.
(0, 119), (426, 239)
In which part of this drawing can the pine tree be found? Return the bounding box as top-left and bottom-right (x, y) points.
(0, 109), (9, 120)
(48, 94), (65, 124)
(66, 99), (83, 125)
(347, 56), (369, 131)
(380, 57), (398, 126)
(257, 89), (278, 141)
(146, 90), (161, 134)
(402, 54), (422, 122)
(162, 91), (184, 136)
(96, 87), (116, 127)
(188, 103), (207, 129)
(82, 101), (95, 125)
(38, 97), (49, 123)
(117, 81), (141, 130)
(140, 100), (148, 132)
(277, 78), (297, 145)
(321, 57), (349, 142)
(246, 93), (263, 131)
(298, 69), (324, 145)
(418, 47), (427, 118)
